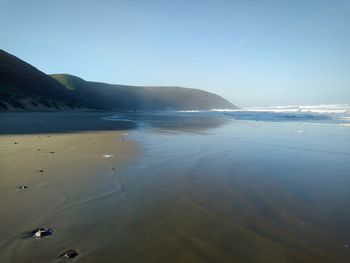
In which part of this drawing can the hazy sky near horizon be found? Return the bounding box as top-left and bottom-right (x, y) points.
(1, 0), (349, 106)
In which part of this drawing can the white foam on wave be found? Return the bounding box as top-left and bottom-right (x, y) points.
(301, 108), (349, 114)
(177, 110), (201, 113)
(177, 109), (239, 113)
(241, 108), (300, 113)
(207, 104), (350, 125)
(210, 109), (239, 112)
(239, 104), (350, 114)
(175, 105), (350, 114)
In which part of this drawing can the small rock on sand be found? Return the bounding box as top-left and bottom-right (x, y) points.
(60, 249), (79, 259)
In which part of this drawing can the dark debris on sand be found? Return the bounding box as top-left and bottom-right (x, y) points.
(60, 249), (79, 259)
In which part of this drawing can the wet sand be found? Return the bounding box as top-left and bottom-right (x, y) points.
(1, 112), (350, 263)
(0, 113), (136, 262)
(110, 120), (350, 263)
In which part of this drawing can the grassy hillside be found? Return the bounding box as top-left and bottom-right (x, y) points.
(51, 74), (236, 110)
(0, 50), (236, 111)
(0, 50), (85, 110)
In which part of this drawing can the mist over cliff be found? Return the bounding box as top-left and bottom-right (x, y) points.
(0, 50), (236, 111)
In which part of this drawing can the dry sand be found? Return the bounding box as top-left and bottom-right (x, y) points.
(0, 117), (136, 262)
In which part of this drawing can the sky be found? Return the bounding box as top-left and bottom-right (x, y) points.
(1, 0), (349, 107)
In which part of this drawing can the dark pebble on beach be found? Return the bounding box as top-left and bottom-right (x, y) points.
(60, 249), (79, 259)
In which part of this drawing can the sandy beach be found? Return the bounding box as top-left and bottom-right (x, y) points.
(0, 113), (137, 262)
(1, 111), (350, 263)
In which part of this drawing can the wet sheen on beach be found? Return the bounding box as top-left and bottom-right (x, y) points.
(1, 111), (350, 263)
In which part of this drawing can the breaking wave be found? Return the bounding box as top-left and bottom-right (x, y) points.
(176, 105), (350, 125)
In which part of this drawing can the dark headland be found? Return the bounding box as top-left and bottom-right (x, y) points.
(0, 49), (236, 112)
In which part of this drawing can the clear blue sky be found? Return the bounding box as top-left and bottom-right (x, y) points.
(1, 0), (349, 106)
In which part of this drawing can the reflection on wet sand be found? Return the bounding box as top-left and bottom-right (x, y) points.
(1, 112), (350, 262)
(104, 111), (229, 133)
(106, 118), (350, 262)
